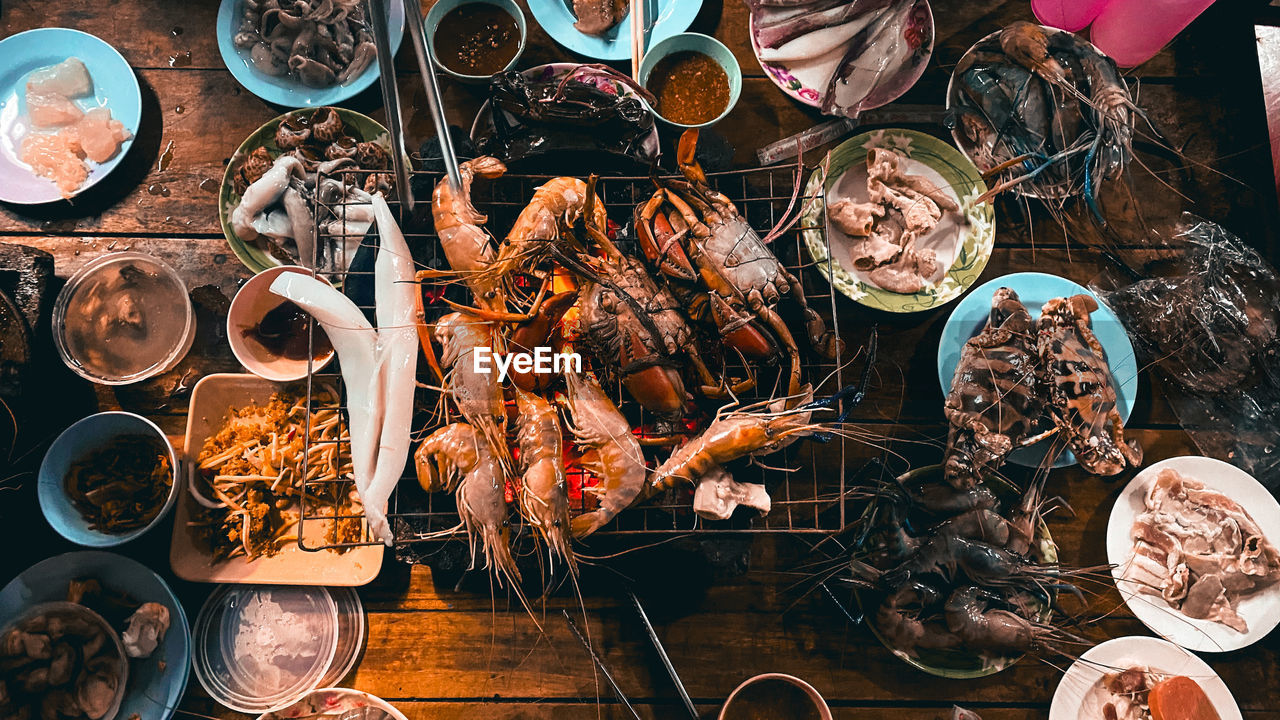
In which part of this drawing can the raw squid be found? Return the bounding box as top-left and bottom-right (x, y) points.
(267, 271), (382, 518)
(366, 194), (419, 545)
(231, 155), (306, 244)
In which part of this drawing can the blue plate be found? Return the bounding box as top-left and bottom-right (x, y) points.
(216, 0), (404, 107)
(527, 0), (701, 61)
(0, 552), (192, 720)
(0, 28), (141, 205)
(936, 272), (1138, 469)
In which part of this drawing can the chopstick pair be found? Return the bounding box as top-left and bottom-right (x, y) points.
(367, 0), (463, 215)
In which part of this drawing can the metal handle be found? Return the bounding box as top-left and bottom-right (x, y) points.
(629, 591), (698, 719)
(368, 0), (415, 212)
(562, 611), (643, 720)
(402, 0), (463, 192)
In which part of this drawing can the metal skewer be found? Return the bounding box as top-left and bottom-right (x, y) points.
(367, 0), (415, 212)
(402, 0), (463, 192)
(629, 591), (698, 720)
(561, 611), (643, 720)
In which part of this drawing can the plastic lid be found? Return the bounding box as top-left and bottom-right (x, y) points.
(320, 587), (366, 688)
(193, 585), (339, 714)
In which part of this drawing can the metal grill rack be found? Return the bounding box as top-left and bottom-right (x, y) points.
(294, 161), (855, 555)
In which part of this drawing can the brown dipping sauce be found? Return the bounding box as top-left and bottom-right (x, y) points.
(435, 3), (520, 76)
(721, 679), (823, 720)
(244, 300), (332, 362)
(647, 50), (730, 125)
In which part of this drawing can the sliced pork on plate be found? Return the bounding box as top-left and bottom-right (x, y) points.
(1123, 468), (1280, 633)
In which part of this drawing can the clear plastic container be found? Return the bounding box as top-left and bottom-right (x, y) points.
(53, 251), (195, 385)
(192, 585), (340, 714)
(320, 587), (366, 687)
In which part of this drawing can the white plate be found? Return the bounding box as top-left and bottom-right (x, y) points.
(1106, 455), (1280, 652)
(1050, 636), (1241, 720)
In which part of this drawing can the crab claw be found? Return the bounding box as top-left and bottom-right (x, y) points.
(708, 292), (777, 361)
(636, 193), (697, 282)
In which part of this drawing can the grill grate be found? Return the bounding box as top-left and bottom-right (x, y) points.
(293, 161), (856, 556)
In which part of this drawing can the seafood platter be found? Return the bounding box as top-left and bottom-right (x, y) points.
(1, 0), (1276, 718)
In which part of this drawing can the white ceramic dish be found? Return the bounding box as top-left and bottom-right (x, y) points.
(170, 373), (383, 585)
(257, 687), (409, 720)
(1050, 636), (1241, 720)
(228, 266), (335, 382)
(1107, 455), (1280, 652)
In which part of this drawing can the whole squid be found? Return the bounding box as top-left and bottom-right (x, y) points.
(366, 194), (419, 544)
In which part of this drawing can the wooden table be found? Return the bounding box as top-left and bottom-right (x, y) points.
(3, 1), (1280, 718)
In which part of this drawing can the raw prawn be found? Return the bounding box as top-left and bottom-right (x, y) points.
(365, 195), (419, 545)
(561, 370), (647, 538)
(874, 579), (959, 651)
(943, 586), (1078, 654)
(514, 387), (574, 569)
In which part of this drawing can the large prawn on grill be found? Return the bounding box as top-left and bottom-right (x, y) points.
(943, 288), (1049, 490)
(635, 129), (843, 402)
(1037, 294), (1141, 475)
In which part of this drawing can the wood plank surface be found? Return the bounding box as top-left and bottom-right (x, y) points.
(2, 0), (1279, 718)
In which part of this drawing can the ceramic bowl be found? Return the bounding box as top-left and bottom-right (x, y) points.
(2, 602), (129, 720)
(426, 0), (528, 83)
(718, 674), (832, 720)
(639, 32), (741, 128)
(38, 411), (180, 547)
(228, 266), (335, 382)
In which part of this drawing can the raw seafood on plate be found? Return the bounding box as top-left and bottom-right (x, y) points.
(1123, 467), (1280, 634)
(571, 0), (629, 36)
(747, 0), (932, 116)
(220, 107), (392, 273)
(18, 57), (131, 198)
(232, 0), (377, 88)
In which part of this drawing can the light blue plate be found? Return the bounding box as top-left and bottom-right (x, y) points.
(216, 0), (404, 107)
(936, 272), (1138, 469)
(0, 28), (141, 205)
(0, 551), (192, 720)
(527, 0), (701, 61)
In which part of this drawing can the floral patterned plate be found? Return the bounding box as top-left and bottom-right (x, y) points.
(801, 128), (995, 313)
(749, 0), (933, 112)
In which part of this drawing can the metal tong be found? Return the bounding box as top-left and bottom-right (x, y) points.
(367, 0), (464, 215)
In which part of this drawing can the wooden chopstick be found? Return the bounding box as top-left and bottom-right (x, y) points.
(631, 0), (644, 81)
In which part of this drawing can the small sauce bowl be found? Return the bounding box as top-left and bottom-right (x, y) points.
(719, 673), (833, 720)
(639, 32), (742, 129)
(228, 265), (335, 382)
(426, 0), (528, 84)
(38, 411), (180, 547)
